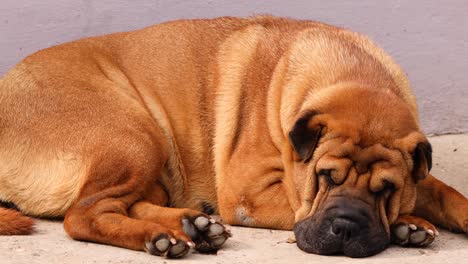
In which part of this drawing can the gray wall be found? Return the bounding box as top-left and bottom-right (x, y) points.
(1, 0), (467, 135)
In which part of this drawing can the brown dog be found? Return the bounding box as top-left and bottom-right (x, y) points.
(0, 16), (467, 258)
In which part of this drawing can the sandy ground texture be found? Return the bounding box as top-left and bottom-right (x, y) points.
(1, 134), (467, 264)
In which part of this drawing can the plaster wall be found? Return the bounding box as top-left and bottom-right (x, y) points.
(1, 0), (467, 135)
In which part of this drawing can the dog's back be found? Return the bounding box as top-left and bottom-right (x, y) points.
(0, 14), (413, 225)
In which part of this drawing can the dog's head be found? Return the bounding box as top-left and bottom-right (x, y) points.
(286, 86), (431, 257)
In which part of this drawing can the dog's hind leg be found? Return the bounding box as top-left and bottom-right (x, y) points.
(63, 136), (195, 258)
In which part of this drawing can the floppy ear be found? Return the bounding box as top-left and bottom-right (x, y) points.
(288, 112), (322, 162)
(412, 142), (432, 181)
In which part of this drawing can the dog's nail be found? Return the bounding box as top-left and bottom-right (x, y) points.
(226, 228), (233, 237)
(170, 238), (177, 245)
(409, 224), (417, 230)
(186, 241), (196, 248)
(427, 229), (434, 236)
(435, 229), (440, 236)
(209, 218), (216, 224)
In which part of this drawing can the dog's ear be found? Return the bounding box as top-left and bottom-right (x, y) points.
(288, 112), (322, 162)
(412, 141), (432, 181)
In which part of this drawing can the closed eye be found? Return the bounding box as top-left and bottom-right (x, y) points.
(318, 169), (335, 186)
(376, 180), (395, 195)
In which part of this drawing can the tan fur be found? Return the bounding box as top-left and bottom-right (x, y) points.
(214, 25), (267, 190)
(0, 16), (466, 257)
(0, 208), (34, 235)
(0, 151), (86, 216)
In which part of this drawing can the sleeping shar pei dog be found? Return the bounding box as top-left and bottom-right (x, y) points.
(0, 16), (467, 258)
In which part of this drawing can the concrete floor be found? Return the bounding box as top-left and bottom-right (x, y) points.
(1, 134), (467, 264)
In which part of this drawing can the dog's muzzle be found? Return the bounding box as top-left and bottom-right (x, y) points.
(294, 197), (389, 257)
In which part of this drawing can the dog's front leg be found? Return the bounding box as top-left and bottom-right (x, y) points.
(63, 145), (194, 258)
(391, 175), (467, 247)
(413, 174), (468, 233)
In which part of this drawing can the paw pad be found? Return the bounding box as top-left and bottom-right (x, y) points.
(182, 216), (231, 253)
(392, 221), (438, 247)
(145, 235), (191, 258)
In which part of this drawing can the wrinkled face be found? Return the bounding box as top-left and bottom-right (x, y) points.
(287, 88), (432, 257)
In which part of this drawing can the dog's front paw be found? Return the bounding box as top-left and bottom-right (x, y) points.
(391, 215), (438, 247)
(182, 215), (232, 253)
(144, 233), (193, 258)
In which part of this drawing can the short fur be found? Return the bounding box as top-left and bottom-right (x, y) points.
(0, 208), (34, 235)
(0, 16), (466, 257)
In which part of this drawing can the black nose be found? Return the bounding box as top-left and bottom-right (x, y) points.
(294, 197), (390, 257)
(331, 218), (360, 241)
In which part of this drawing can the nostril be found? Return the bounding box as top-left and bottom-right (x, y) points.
(331, 224), (341, 236)
(331, 218), (360, 241)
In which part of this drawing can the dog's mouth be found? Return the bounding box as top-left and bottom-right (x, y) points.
(293, 198), (390, 257)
